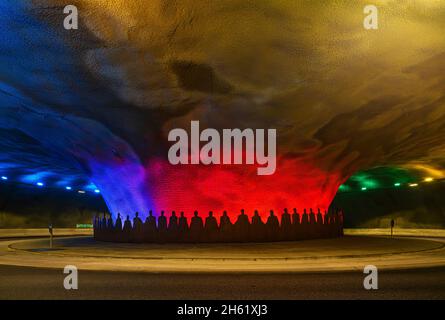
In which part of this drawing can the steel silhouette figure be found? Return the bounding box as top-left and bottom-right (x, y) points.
(168, 211), (179, 242)
(101, 213), (107, 230)
(115, 213), (122, 232)
(292, 208), (301, 240)
(317, 208), (323, 224)
(266, 210), (280, 241)
(315, 208), (324, 238)
(178, 211), (189, 242)
(122, 215), (132, 242)
(93, 214), (100, 229)
(143, 210), (157, 242)
(251, 210), (266, 242)
(235, 209), (250, 242)
(107, 214), (114, 229)
(309, 208), (316, 224)
(133, 212), (142, 227)
(205, 211), (219, 242)
(158, 211), (168, 242)
(132, 212), (143, 242)
(219, 211), (233, 242)
(301, 209), (309, 225)
(190, 211), (204, 242)
(94, 207), (345, 243)
(281, 208), (292, 241)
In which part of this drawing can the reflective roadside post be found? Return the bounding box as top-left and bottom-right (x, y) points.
(49, 224), (53, 249)
(390, 219), (395, 238)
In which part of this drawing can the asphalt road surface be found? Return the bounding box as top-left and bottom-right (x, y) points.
(1, 264), (445, 299)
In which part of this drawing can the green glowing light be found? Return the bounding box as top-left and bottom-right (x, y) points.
(338, 166), (425, 194)
(338, 184), (352, 192)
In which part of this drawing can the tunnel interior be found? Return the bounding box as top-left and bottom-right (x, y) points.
(1, 1), (445, 226)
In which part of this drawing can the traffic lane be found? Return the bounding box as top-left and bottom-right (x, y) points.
(0, 265), (444, 300)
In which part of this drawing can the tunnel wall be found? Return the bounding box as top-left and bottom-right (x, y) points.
(332, 183), (445, 229)
(0, 183), (107, 228)
(2, 181), (445, 229)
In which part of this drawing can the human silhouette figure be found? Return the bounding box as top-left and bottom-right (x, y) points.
(300, 209), (309, 239)
(301, 209), (309, 224)
(331, 208), (340, 238)
(314, 208), (323, 238)
(157, 211), (168, 243)
(220, 211), (231, 227)
(123, 215), (132, 230)
(308, 209), (317, 239)
(317, 208), (323, 225)
(93, 214), (100, 240)
(115, 213), (123, 232)
(281, 208), (292, 241)
(133, 212), (143, 228)
(132, 212), (143, 242)
(101, 213), (107, 230)
(320, 209), (329, 238)
(323, 209), (329, 224)
(334, 208), (340, 225)
(143, 210), (158, 242)
(292, 208), (300, 224)
(107, 215), (114, 229)
(331, 209), (339, 238)
(122, 215), (132, 242)
(219, 211), (233, 242)
(147, 210), (157, 225)
(190, 211), (204, 242)
(93, 214), (100, 229)
(105, 214), (113, 241)
(309, 208), (316, 224)
(292, 208), (301, 240)
(158, 211), (167, 229)
(324, 208), (332, 225)
(178, 212), (189, 242)
(234, 209), (250, 242)
(325, 208), (334, 237)
(250, 210), (265, 242)
(168, 211), (179, 242)
(266, 210), (280, 241)
(205, 211), (219, 242)
(168, 211), (178, 229)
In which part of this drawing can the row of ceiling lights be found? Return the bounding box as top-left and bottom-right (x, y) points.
(0, 176), (100, 194)
(360, 177), (437, 191)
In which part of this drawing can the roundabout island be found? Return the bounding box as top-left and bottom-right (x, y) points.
(1, 229), (445, 273)
(1, 229), (445, 299)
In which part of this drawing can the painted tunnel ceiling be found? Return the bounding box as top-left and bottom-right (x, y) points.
(1, 0), (445, 219)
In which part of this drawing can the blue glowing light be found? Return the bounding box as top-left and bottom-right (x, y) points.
(1, 176), (7, 180)
(66, 186), (72, 190)
(94, 189), (100, 193)
(0, 1), (154, 221)
(85, 183), (99, 191)
(22, 172), (51, 184)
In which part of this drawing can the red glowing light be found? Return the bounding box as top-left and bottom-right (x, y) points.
(145, 156), (344, 220)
